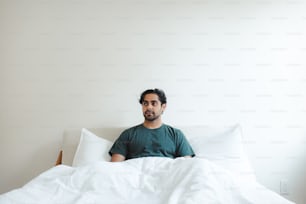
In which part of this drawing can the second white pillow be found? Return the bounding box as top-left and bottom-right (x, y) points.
(72, 128), (113, 167)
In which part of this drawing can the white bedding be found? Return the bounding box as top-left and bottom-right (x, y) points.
(0, 157), (294, 204)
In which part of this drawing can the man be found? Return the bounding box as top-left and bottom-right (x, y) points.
(109, 88), (195, 162)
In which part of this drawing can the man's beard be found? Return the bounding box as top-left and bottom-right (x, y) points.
(144, 111), (159, 121)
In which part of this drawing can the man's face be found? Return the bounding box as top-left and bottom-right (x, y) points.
(141, 93), (166, 122)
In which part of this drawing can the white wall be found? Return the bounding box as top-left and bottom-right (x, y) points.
(1, 0), (306, 203)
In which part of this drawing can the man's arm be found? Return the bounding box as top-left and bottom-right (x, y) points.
(111, 153), (126, 162)
(175, 129), (195, 158)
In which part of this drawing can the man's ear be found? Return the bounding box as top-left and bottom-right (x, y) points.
(161, 103), (167, 112)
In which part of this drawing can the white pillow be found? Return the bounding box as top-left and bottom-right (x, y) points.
(182, 125), (256, 182)
(72, 128), (113, 167)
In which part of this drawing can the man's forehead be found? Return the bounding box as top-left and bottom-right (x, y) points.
(143, 94), (160, 101)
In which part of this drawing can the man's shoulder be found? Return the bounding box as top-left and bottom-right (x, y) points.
(162, 124), (183, 134)
(127, 124), (143, 130)
(163, 123), (180, 130)
(121, 124), (143, 134)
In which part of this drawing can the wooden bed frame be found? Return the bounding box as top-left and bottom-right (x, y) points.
(55, 150), (63, 166)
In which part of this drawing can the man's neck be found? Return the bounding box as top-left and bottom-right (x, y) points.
(143, 119), (163, 129)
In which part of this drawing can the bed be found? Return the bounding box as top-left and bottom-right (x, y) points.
(0, 125), (295, 204)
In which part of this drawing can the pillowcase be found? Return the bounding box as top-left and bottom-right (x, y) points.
(182, 125), (256, 182)
(72, 128), (113, 167)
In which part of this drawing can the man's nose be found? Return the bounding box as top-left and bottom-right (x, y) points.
(147, 104), (153, 109)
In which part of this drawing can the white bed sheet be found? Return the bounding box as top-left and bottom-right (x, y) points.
(0, 157), (295, 204)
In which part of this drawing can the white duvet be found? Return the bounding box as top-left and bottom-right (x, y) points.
(0, 157), (294, 204)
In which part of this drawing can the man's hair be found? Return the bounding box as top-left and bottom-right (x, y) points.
(139, 88), (167, 105)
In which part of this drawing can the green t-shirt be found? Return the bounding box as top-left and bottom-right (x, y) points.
(109, 124), (195, 160)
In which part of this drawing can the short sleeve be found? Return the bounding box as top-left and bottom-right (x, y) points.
(108, 131), (129, 157)
(175, 130), (195, 157)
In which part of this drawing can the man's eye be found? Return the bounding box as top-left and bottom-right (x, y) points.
(152, 102), (157, 106)
(143, 102), (148, 106)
